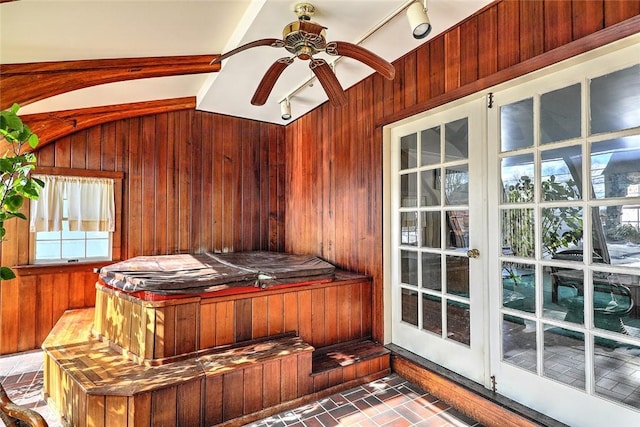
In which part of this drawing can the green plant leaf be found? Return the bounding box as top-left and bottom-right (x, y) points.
(28, 133), (39, 148)
(0, 266), (16, 280)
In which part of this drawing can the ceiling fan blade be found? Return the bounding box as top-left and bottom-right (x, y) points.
(211, 38), (285, 64)
(251, 57), (295, 106)
(325, 41), (395, 80)
(309, 58), (347, 108)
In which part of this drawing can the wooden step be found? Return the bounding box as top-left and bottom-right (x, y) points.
(42, 308), (314, 426)
(311, 340), (391, 392)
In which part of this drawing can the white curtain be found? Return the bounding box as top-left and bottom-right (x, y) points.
(30, 175), (115, 232)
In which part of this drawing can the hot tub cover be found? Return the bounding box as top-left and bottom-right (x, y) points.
(98, 251), (335, 295)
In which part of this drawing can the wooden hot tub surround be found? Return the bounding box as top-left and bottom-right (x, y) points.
(42, 271), (390, 426)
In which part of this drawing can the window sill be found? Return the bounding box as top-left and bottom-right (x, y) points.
(13, 261), (115, 277)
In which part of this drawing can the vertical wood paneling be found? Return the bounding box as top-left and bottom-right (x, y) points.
(478, 5), (498, 78)
(177, 380), (202, 426)
(235, 298), (252, 342)
(605, 0), (640, 26)
(267, 293), (284, 336)
(2, 0), (638, 356)
(282, 0), (638, 348)
(459, 17), (479, 86)
(497, 0), (520, 70)
(404, 52), (417, 108)
(1, 107), (284, 354)
(204, 376), (223, 426)
(151, 386), (176, 426)
(416, 45), (431, 103)
(573, 0), (604, 40)
(445, 28), (461, 92)
(544, 0), (573, 51)
(262, 359), (281, 407)
(222, 370), (244, 421)
(520, 0), (545, 61)
(429, 36), (446, 97)
(17, 276), (36, 351)
(251, 296), (269, 339)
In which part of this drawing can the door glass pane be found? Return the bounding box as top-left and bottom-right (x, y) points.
(590, 64), (640, 134)
(543, 326), (585, 390)
(502, 261), (535, 313)
(422, 294), (442, 334)
(401, 250), (418, 286)
(501, 98), (534, 151)
(502, 154), (535, 203)
(445, 118), (469, 161)
(502, 314), (537, 373)
(421, 126), (441, 166)
(591, 136), (640, 200)
(401, 288), (418, 326)
(502, 208), (535, 258)
(401, 133), (418, 169)
(592, 271), (638, 335)
(447, 300), (470, 346)
(422, 252), (442, 290)
(446, 210), (469, 249)
(545, 266), (584, 325)
(541, 83), (581, 144)
(595, 204), (640, 267)
(401, 172), (417, 207)
(541, 145), (582, 201)
(445, 165), (469, 205)
(446, 255), (469, 297)
(421, 211), (441, 249)
(421, 169), (441, 206)
(400, 212), (418, 246)
(541, 207), (583, 260)
(594, 339), (640, 409)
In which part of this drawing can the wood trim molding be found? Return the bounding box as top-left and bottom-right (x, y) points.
(0, 55), (219, 110)
(19, 97), (196, 150)
(379, 14), (640, 127)
(31, 167), (124, 180)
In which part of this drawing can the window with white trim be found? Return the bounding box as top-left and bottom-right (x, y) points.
(29, 174), (114, 264)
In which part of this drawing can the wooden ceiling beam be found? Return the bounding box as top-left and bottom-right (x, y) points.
(0, 55), (220, 110)
(18, 96), (196, 151)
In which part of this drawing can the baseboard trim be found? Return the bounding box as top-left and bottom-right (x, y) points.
(387, 344), (568, 427)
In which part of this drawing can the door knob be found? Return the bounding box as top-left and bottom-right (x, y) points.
(467, 248), (480, 258)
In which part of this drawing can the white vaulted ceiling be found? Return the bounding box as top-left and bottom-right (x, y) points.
(1, 0), (493, 124)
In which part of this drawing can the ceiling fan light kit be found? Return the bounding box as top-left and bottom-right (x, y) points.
(211, 2), (396, 114)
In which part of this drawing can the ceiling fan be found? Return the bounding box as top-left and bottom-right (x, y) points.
(211, 2), (396, 108)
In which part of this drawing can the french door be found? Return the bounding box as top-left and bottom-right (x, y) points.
(389, 100), (486, 384)
(387, 36), (640, 427)
(487, 40), (640, 426)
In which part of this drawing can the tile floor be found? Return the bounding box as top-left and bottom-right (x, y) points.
(1, 349), (481, 427)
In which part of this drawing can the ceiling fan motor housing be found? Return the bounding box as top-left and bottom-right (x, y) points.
(282, 20), (326, 60)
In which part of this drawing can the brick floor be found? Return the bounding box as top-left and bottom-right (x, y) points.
(1, 349), (481, 426)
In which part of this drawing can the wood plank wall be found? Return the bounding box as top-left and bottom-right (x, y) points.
(1, 0), (638, 355)
(0, 111), (284, 355)
(282, 0), (640, 343)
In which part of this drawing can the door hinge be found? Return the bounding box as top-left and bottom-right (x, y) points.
(487, 92), (494, 109)
(490, 375), (497, 392)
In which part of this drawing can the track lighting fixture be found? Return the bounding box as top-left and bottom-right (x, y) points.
(280, 98), (292, 121)
(407, 0), (431, 39)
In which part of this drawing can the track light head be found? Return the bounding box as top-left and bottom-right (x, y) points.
(280, 99), (292, 120)
(407, 1), (431, 40)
